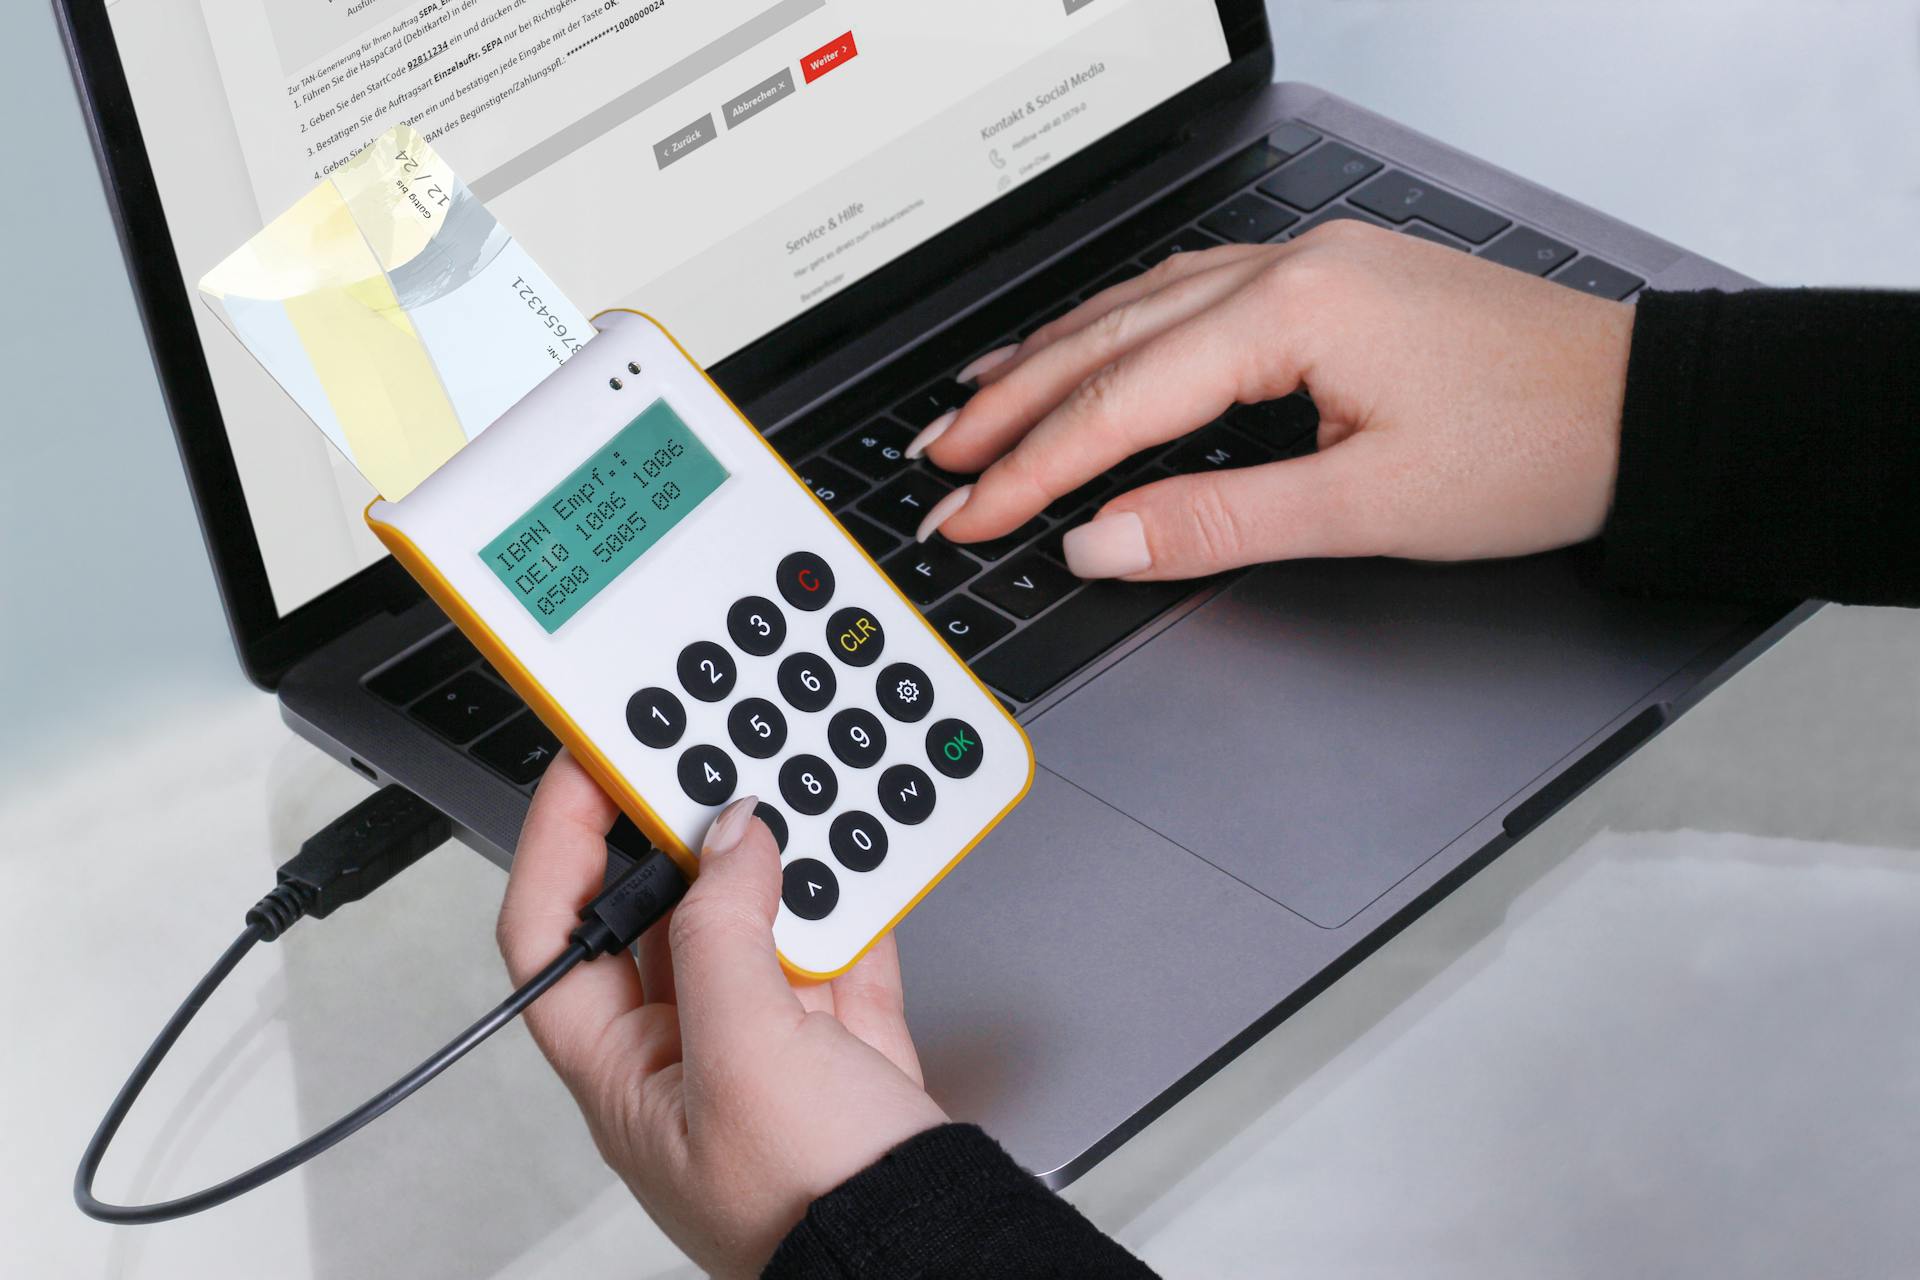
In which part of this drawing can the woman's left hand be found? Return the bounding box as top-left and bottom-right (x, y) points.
(496, 754), (949, 1278)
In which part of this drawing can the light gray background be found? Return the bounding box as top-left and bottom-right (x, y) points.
(5, 2), (1918, 1276)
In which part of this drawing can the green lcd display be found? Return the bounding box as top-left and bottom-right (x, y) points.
(481, 399), (728, 633)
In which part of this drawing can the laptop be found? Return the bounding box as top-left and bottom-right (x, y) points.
(59, 0), (1808, 1184)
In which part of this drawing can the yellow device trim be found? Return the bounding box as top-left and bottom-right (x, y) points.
(366, 309), (1035, 982)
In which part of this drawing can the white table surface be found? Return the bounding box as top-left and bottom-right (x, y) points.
(6, 2), (1920, 1275)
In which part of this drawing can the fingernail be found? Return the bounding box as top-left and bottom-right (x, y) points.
(958, 345), (1018, 385)
(1063, 512), (1152, 579)
(914, 484), (972, 543)
(904, 409), (958, 460)
(703, 795), (758, 859)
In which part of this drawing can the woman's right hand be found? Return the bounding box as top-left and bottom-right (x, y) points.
(912, 222), (1638, 579)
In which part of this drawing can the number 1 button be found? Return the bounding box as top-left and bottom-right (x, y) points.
(626, 687), (686, 748)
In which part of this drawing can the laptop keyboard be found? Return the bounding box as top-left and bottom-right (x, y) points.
(363, 122), (1645, 793)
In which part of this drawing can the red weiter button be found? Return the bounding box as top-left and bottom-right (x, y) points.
(801, 31), (858, 84)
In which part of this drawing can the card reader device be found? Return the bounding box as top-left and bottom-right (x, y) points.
(367, 310), (1034, 978)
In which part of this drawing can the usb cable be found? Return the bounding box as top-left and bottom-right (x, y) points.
(75, 784), (687, 1224)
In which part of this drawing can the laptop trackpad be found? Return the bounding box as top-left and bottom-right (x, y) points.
(1027, 554), (1748, 928)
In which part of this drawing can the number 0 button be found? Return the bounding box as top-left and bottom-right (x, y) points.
(877, 662), (933, 722)
(727, 596), (786, 656)
(677, 744), (737, 806)
(779, 753), (838, 816)
(782, 858), (839, 921)
(727, 697), (788, 759)
(625, 687), (685, 748)
(777, 652), (837, 713)
(777, 551), (835, 611)
(677, 641), (737, 702)
(925, 717), (983, 779)
(829, 811), (888, 872)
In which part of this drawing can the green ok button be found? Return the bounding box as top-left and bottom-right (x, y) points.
(925, 717), (982, 780)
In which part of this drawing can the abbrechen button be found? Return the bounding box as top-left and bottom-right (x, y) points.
(925, 717), (983, 779)
(826, 606), (884, 667)
(777, 551), (835, 611)
(782, 858), (840, 921)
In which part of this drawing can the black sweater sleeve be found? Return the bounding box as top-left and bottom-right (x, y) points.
(1603, 288), (1920, 606)
(763, 1124), (1157, 1280)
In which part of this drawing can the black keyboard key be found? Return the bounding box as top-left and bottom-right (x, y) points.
(1199, 192), (1299, 244)
(925, 594), (1015, 660)
(777, 652), (837, 713)
(837, 512), (903, 560)
(1027, 301), (1077, 331)
(471, 712), (559, 786)
(1480, 227), (1576, 277)
(1350, 171), (1511, 245)
(829, 812), (889, 872)
(974, 580), (1197, 703)
(728, 697), (788, 759)
(961, 518), (1047, 562)
(1085, 266), (1142, 297)
(1226, 396), (1318, 449)
(925, 716), (985, 780)
(1140, 227), (1226, 266)
(882, 539), (980, 606)
(972, 553), (1080, 620)
(796, 457), (869, 509)
(1289, 206), (1389, 238)
(776, 550), (836, 611)
(893, 379), (970, 429)
(368, 629), (478, 704)
(859, 470), (954, 537)
(1553, 255), (1645, 300)
(1267, 122), (1321, 158)
(1044, 474), (1116, 520)
(1402, 223), (1468, 251)
(1258, 142), (1382, 211)
(411, 670), (519, 745)
(677, 640), (737, 702)
(1165, 422), (1275, 474)
(828, 419), (916, 480)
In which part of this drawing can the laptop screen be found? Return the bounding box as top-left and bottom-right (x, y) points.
(106, 0), (1231, 616)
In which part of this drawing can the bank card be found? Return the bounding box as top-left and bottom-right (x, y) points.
(199, 124), (591, 499)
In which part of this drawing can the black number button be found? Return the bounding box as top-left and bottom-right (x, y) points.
(677, 641), (737, 702)
(779, 753), (838, 816)
(726, 596), (787, 657)
(625, 686), (686, 748)
(829, 811), (889, 872)
(876, 662), (933, 723)
(827, 708), (887, 769)
(754, 801), (789, 853)
(878, 763), (936, 825)
(777, 652), (837, 713)
(677, 744), (737, 806)
(777, 551), (836, 611)
(727, 697), (788, 759)
(825, 606), (885, 668)
(782, 858), (840, 921)
(926, 717), (984, 779)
